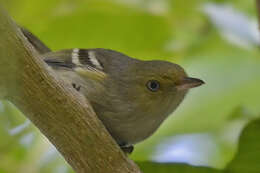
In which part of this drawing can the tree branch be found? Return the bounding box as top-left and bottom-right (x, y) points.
(0, 6), (141, 173)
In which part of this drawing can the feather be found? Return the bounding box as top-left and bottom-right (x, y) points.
(43, 49), (107, 80)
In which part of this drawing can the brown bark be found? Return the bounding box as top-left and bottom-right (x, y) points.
(0, 6), (141, 173)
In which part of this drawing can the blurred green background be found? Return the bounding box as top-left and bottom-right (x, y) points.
(0, 0), (260, 172)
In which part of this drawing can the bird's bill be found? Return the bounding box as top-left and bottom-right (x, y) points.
(176, 77), (205, 91)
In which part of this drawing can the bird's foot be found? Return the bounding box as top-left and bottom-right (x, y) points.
(72, 83), (81, 91)
(120, 144), (134, 154)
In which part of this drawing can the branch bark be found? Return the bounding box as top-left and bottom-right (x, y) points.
(0, 6), (141, 173)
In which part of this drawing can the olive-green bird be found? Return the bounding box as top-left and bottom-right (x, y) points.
(21, 27), (204, 153)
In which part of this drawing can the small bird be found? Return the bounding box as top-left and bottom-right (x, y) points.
(21, 27), (204, 153)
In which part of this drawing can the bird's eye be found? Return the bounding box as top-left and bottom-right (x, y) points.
(146, 80), (160, 92)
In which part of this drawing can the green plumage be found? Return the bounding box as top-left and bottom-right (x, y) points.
(21, 27), (204, 153)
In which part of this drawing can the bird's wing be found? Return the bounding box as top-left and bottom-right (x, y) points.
(43, 49), (107, 80)
(20, 27), (51, 54)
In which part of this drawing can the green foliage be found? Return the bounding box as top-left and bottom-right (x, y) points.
(139, 117), (260, 173)
(137, 162), (221, 173)
(226, 119), (260, 173)
(0, 0), (260, 172)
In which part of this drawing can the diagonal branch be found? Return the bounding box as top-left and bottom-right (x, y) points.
(0, 6), (141, 173)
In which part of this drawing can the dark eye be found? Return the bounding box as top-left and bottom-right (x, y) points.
(146, 80), (160, 92)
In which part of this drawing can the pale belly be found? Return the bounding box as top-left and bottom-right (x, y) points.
(102, 113), (167, 145)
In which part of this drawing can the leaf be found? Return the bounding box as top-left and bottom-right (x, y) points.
(137, 117), (260, 173)
(137, 162), (222, 173)
(226, 118), (260, 173)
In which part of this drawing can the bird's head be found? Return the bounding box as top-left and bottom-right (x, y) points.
(116, 60), (205, 119)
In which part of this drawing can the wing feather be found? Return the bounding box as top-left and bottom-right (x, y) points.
(43, 49), (107, 80)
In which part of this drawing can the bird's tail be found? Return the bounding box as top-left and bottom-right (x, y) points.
(20, 27), (51, 54)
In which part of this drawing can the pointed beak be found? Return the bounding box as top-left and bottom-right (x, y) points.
(176, 77), (205, 91)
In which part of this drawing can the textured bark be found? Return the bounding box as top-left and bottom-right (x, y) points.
(0, 7), (141, 173)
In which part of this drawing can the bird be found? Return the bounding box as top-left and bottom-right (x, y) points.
(21, 27), (204, 153)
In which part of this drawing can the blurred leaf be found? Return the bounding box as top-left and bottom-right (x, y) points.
(3, 0), (174, 59)
(203, 3), (259, 49)
(138, 117), (260, 173)
(137, 162), (222, 173)
(227, 106), (253, 121)
(226, 118), (260, 173)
